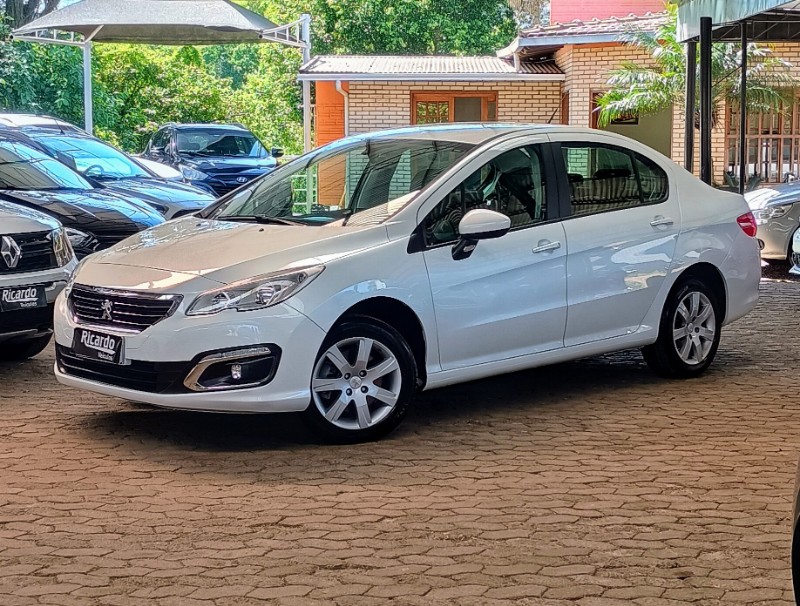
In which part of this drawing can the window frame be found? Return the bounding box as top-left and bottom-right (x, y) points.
(553, 141), (670, 221)
(411, 92), (498, 125)
(409, 141), (563, 252)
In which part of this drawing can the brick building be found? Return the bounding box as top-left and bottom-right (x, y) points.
(299, 5), (800, 186)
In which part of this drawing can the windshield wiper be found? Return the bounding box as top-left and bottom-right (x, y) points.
(221, 215), (301, 226)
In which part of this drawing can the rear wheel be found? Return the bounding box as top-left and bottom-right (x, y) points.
(642, 279), (721, 379)
(304, 317), (416, 443)
(0, 334), (52, 362)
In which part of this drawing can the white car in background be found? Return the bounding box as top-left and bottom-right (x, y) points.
(53, 125), (761, 442)
(1, 201), (76, 361)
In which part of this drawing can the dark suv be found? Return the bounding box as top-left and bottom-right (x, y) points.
(142, 123), (283, 197)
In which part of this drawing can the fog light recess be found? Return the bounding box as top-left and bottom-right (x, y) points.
(183, 346), (280, 392)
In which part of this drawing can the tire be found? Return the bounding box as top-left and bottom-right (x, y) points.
(642, 278), (722, 379)
(0, 334), (52, 362)
(304, 316), (417, 443)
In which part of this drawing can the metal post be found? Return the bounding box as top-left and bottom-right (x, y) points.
(685, 40), (697, 173)
(683, 40), (697, 173)
(82, 41), (93, 134)
(699, 16), (713, 185)
(739, 21), (748, 194)
(301, 13), (312, 153)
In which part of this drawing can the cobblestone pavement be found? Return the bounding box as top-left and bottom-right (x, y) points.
(1, 278), (799, 606)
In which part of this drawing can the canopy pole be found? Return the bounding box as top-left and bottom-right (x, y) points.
(82, 41), (93, 133)
(739, 21), (748, 194)
(301, 13), (312, 153)
(81, 26), (103, 134)
(699, 16), (713, 185)
(684, 40), (697, 172)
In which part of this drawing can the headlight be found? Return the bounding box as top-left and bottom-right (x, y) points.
(753, 203), (793, 223)
(65, 228), (96, 250)
(186, 266), (324, 316)
(64, 258), (86, 299)
(180, 165), (209, 181)
(51, 228), (75, 267)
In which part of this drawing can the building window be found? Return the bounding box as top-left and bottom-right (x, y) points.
(590, 92), (639, 129)
(412, 92), (498, 124)
(726, 100), (800, 184)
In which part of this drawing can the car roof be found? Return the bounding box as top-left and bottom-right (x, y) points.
(0, 113), (81, 131)
(169, 123), (250, 131)
(327, 123), (616, 146)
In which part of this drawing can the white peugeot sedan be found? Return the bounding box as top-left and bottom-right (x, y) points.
(54, 125), (761, 441)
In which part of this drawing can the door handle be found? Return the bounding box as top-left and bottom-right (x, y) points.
(650, 216), (675, 228)
(532, 240), (561, 254)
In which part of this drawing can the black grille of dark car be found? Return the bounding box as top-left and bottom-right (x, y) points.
(92, 229), (140, 250)
(0, 231), (57, 275)
(56, 345), (191, 394)
(0, 303), (54, 335)
(69, 285), (181, 333)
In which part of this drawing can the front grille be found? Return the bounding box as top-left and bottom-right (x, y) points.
(92, 229), (140, 251)
(56, 345), (191, 394)
(793, 252), (800, 268)
(69, 285), (182, 333)
(0, 231), (58, 275)
(0, 303), (53, 335)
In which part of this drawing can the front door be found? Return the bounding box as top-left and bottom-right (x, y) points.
(419, 141), (568, 370)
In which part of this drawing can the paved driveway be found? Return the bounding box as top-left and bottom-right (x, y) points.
(1, 279), (798, 605)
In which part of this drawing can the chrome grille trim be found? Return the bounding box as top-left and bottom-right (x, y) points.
(68, 284), (183, 333)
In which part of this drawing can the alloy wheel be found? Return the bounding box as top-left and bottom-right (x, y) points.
(672, 291), (716, 366)
(312, 337), (402, 431)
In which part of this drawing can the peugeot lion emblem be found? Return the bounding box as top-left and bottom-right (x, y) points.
(101, 299), (114, 321)
(1, 236), (22, 269)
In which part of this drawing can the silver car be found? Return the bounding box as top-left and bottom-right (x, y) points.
(746, 183), (800, 262)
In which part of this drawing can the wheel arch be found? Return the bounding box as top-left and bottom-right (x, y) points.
(331, 296), (428, 389)
(672, 262), (728, 321)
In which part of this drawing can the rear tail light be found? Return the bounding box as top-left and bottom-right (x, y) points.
(737, 212), (758, 237)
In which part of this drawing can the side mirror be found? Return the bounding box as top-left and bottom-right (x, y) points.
(458, 209), (511, 240)
(271, 147), (285, 159)
(452, 209), (511, 260)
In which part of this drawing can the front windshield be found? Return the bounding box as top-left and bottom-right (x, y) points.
(208, 137), (475, 226)
(0, 141), (92, 191)
(36, 135), (150, 180)
(176, 129), (267, 158)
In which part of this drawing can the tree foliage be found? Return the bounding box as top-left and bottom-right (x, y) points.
(597, 3), (799, 128)
(1, 0), (521, 154)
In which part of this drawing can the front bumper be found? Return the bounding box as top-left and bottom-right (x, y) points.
(0, 263), (72, 342)
(53, 294), (326, 413)
(754, 209), (800, 260)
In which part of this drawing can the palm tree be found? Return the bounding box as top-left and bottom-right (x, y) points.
(597, 3), (798, 129)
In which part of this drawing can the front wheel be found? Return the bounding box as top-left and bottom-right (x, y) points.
(304, 317), (417, 443)
(642, 279), (722, 379)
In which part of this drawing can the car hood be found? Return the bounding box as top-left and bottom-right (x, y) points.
(745, 185), (800, 210)
(1, 189), (165, 229)
(89, 217), (389, 286)
(0, 199), (61, 233)
(181, 156), (277, 173)
(99, 178), (215, 206)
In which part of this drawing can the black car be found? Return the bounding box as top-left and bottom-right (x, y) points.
(0, 138), (164, 258)
(0, 120), (216, 220)
(141, 123), (283, 196)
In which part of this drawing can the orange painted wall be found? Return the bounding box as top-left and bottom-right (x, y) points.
(316, 80), (347, 147)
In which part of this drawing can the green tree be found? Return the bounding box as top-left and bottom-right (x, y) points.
(246, 0), (516, 54)
(597, 3), (798, 128)
(2, 0), (58, 27)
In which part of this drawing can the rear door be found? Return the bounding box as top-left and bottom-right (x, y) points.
(550, 137), (680, 346)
